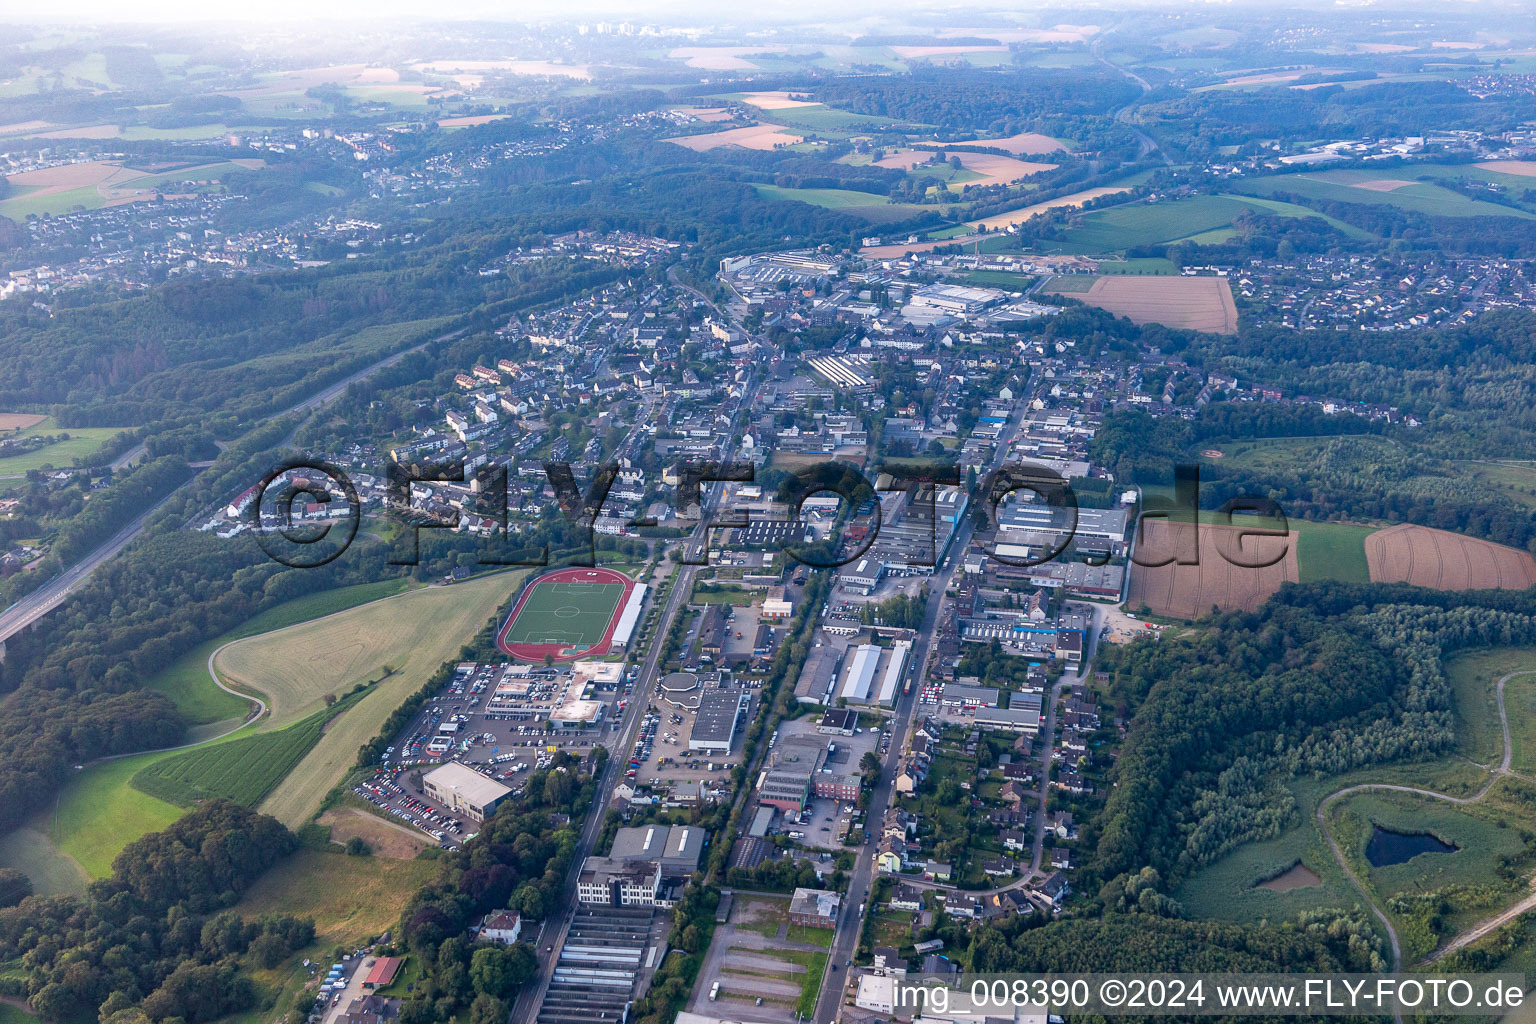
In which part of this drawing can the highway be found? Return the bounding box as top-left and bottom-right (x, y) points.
(0, 326), (465, 651)
(514, 352), (757, 1024)
(0, 486), (188, 647)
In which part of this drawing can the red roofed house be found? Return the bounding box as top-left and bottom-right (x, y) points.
(362, 956), (403, 990)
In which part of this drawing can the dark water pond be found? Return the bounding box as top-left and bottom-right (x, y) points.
(1365, 826), (1457, 867)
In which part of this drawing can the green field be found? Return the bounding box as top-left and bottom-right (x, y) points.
(0, 574), (515, 891)
(1291, 519), (1375, 584)
(215, 570), (518, 730)
(1042, 192), (1374, 254)
(1043, 274), (1095, 292)
(1454, 461), (1536, 510)
(0, 160), (259, 220)
(753, 184), (932, 225)
(146, 577), (414, 725)
(0, 1003), (38, 1024)
(0, 827), (89, 896)
(0, 417), (124, 473)
(131, 689), (368, 808)
(112, 159), (256, 192)
(1505, 674), (1536, 776)
(38, 752), (184, 881)
(1445, 647), (1536, 766)
(242, 570), (528, 826)
(1097, 257), (1181, 275)
(1175, 759), (1493, 927)
(1234, 170), (1536, 220)
(503, 579), (625, 648)
(1330, 789), (1529, 962)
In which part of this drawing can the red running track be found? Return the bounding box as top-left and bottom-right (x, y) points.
(495, 567), (635, 663)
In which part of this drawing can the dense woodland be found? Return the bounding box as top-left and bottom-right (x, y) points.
(815, 68), (1142, 133)
(1092, 584), (1536, 889)
(389, 750), (600, 1024)
(0, 801), (309, 1023)
(1140, 81), (1536, 160)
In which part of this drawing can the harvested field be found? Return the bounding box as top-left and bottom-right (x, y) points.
(1221, 70), (1324, 86)
(948, 152), (1054, 185)
(872, 150), (930, 170)
(940, 25), (1098, 43)
(435, 114), (512, 127)
(918, 131), (1066, 155)
(317, 807), (431, 859)
(6, 160), (120, 192)
(738, 90), (818, 109)
(968, 185), (1131, 230)
(222, 64), (423, 97)
(1353, 179), (1416, 191)
(1042, 275), (1238, 333)
(30, 124), (122, 139)
(1477, 161), (1536, 178)
(664, 124), (803, 151)
(879, 149), (1054, 184)
(0, 413), (45, 430)
(1126, 519), (1299, 619)
(1364, 524), (1536, 591)
(682, 107), (734, 122)
(670, 48), (766, 71)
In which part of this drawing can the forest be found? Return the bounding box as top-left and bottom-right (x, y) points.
(0, 801), (310, 1023)
(815, 68), (1142, 133)
(1139, 80), (1536, 160)
(1090, 584), (1536, 893)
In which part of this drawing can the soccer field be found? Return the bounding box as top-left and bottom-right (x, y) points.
(497, 567), (634, 661)
(502, 581), (624, 648)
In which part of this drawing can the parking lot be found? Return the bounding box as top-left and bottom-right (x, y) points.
(629, 686), (756, 793)
(358, 660), (643, 847)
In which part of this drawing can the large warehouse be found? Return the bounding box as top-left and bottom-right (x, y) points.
(688, 689), (751, 752)
(423, 762), (513, 822)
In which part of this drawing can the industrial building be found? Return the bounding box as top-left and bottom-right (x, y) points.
(755, 734), (861, 812)
(422, 762), (513, 823)
(996, 503), (1130, 557)
(575, 825), (705, 908)
(836, 641), (910, 707)
(788, 887), (841, 929)
(688, 689), (751, 752)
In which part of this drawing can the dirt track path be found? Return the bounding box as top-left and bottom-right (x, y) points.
(1317, 670), (1536, 973)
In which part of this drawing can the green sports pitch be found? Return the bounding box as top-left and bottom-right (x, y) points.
(496, 568), (632, 660)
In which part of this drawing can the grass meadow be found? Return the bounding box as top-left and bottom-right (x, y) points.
(131, 689), (369, 808)
(233, 848), (438, 948)
(0, 574), (514, 889)
(0, 416), (125, 473)
(252, 570), (529, 826)
(1233, 170), (1536, 220)
(145, 577), (414, 725)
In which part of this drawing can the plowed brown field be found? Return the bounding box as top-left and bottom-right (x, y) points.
(1364, 524), (1536, 590)
(1127, 520), (1299, 619)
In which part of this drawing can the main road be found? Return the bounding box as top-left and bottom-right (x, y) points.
(0, 327), (464, 651)
(514, 355), (757, 1024)
(810, 370), (1050, 1022)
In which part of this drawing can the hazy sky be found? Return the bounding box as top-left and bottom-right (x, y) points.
(0, 0), (1131, 26)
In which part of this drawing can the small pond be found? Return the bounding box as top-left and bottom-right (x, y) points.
(1258, 862), (1322, 892)
(1365, 826), (1457, 867)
